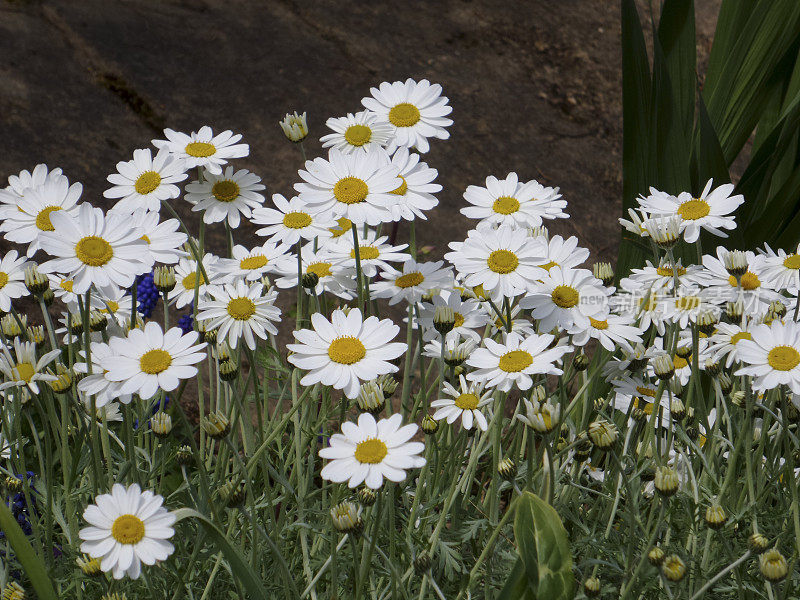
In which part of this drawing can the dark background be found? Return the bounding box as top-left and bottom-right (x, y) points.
(0, 0), (721, 264)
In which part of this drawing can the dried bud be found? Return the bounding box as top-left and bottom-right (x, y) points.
(574, 433), (592, 461)
(219, 479), (246, 508)
(414, 550), (431, 574)
(176, 445), (193, 467)
(5, 476), (22, 493)
(301, 272), (319, 290)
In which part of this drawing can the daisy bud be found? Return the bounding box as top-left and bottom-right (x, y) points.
(588, 419), (618, 450)
(219, 360), (239, 382)
(785, 399), (800, 423)
(647, 546), (665, 566)
(150, 413), (173, 438)
(414, 550), (432, 574)
(421, 289), (439, 303)
(760, 548), (788, 582)
(574, 433), (593, 461)
(76, 554), (102, 576)
(497, 457), (517, 481)
(153, 266), (176, 294)
(260, 275), (272, 291)
(279, 111), (308, 143)
(1, 314), (24, 338)
(696, 309), (718, 335)
(583, 576), (601, 598)
(654, 466), (680, 497)
(356, 381), (385, 415)
(301, 272), (319, 290)
(704, 358), (720, 376)
(593, 262), (614, 286)
(723, 300), (743, 323)
(89, 310), (108, 332)
(705, 501), (727, 530)
(376, 374), (398, 398)
(675, 344), (692, 359)
(572, 353), (589, 371)
(421, 415), (439, 435)
(530, 384), (547, 403)
(748, 532), (770, 554)
(356, 486), (377, 507)
(202, 411), (230, 439)
(48, 364), (73, 394)
(26, 326), (45, 348)
(652, 354), (674, 380)
(528, 225), (549, 239)
(2, 582), (25, 600)
(219, 479), (246, 508)
(723, 250), (748, 278)
(718, 373), (733, 394)
(42, 288), (55, 307)
(668, 377), (683, 397)
(330, 501), (363, 534)
(769, 300), (788, 319)
(433, 306), (456, 335)
(643, 215), (681, 249)
(176, 445), (193, 467)
(24, 265), (48, 296)
(5, 476), (22, 493)
(66, 313), (83, 336)
(670, 398), (686, 422)
(517, 399), (560, 434)
(661, 554), (687, 582)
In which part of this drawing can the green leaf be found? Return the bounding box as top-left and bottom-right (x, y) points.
(514, 492), (575, 600)
(0, 500), (58, 600)
(498, 557), (536, 600)
(172, 508), (268, 600)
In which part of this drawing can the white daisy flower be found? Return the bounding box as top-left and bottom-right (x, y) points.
(530, 234), (589, 274)
(274, 244), (355, 299)
(103, 148), (188, 213)
(707, 322), (753, 368)
(103, 322), (206, 399)
(445, 224), (546, 298)
(379, 147), (441, 221)
(0, 338), (60, 398)
(251, 194), (336, 246)
(287, 308), (407, 399)
(612, 289), (668, 335)
(754, 242), (800, 293)
(75, 341), (133, 408)
(371, 260), (453, 306)
(618, 207), (650, 238)
(466, 332), (572, 392)
(184, 166), (265, 228)
(294, 148), (400, 226)
(0, 175), (82, 257)
(520, 267), (609, 331)
(637, 180), (744, 243)
(422, 335), (477, 363)
(1, 163), (64, 199)
(83, 397), (124, 424)
(0, 251), (30, 312)
(658, 290), (719, 329)
(326, 228), (410, 278)
(79, 483), (176, 580)
(610, 375), (673, 423)
(361, 78), (452, 153)
(431, 374), (492, 431)
(460, 173), (568, 229)
(90, 286), (133, 329)
(319, 412), (425, 489)
(38, 204), (152, 295)
(152, 126), (248, 175)
(217, 241), (294, 282)
(568, 312), (644, 352)
(417, 291), (487, 342)
(49, 274), (79, 308)
(736, 320), (800, 394)
(619, 258), (707, 294)
(111, 208), (187, 266)
(168, 254), (225, 309)
(701, 246), (783, 312)
(196, 280), (281, 350)
(320, 111), (394, 154)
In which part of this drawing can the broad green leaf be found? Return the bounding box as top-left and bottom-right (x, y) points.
(0, 500), (58, 600)
(498, 557), (536, 600)
(514, 492), (575, 600)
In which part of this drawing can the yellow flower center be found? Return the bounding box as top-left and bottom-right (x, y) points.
(35, 206), (61, 231)
(134, 171), (162, 195)
(182, 271), (208, 291)
(283, 212), (312, 229)
(185, 142), (216, 157)
(344, 124), (372, 147)
(656, 265), (687, 277)
(487, 249), (519, 274)
(354, 438), (388, 464)
(589, 317), (608, 330)
(333, 177), (369, 204)
(636, 386), (656, 398)
(727, 272), (760, 290)
(239, 255), (268, 270)
(330, 217), (353, 238)
(492, 196), (520, 215)
(767, 345), (800, 371)
(677, 198), (710, 220)
(60, 280), (74, 292)
(453, 313), (465, 328)
(731, 331), (752, 345)
(388, 103), (421, 127)
(498, 350), (533, 373)
(390, 176), (408, 196)
(783, 254), (800, 270)
(350, 246), (380, 260)
(75, 236), (114, 267)
(0, 273), (8, 290)
(211, 180), (240, 203)
(227, 297), (256, 321)
(673, 355), (689, 370)
(307, 262), (332, 278)
(551, 285), (580, 309)
(139, 349), (172, 374)
(14, 362), (34, 383)
(633, 397), (654, 415)
(395, 272), (424, 288)
(675, 296), (701, 310)
(141, 235), (150, 244)
(454, 393), (479, 410)
(328, 336), (366, 364)
(111, 514), (146, 545)
(540, 261), (558, 272)
(103, 301), (120, 313)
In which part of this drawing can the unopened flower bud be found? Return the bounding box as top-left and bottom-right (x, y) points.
(583, 576), (601, 597)
(356, 380), (385, 415)
(675, 344), (692, 359)
(705, 502), (727, 530)
(301, 272), (319, 290)
(670, 398), (686, 422)
(42, 288), (55, 307)
(1, 314), (25, 338)
(219, 479), (246, 508)
(768, 300), (787, 320)
(729, 390), (745, 408)
(497, 458), (517, 481)
(574, 434), (592, 461)
(704, 358), (720, 376)
(421, 415), (439, 435)
(150, 412), (172, 438)
(724, 300), (743, 323)
(759, 548), (788, 582)
(357, 486), (377, 507)
(697, 309), (718, 335)
(530, 385), (547, 403)
(647, 546), (665, 566)
(48, 364), (73, 394)
(202, 411), (230, 439)
(749, 532), (770, 554)
(718, 373), (733, 394)
(723, 250), (748, 278)
(517, 398), (560, 434)
(66, 313), (83, 336)
(101, 592), (128, 600)
(643, 216), (681, 249)
(588, 419), (618, 450)
(654, 466), (680, 497)
(76, 554), (102, 576)
(2, 582), (26, 600)
(279, 111), (308, 143)
(153, 266), (176, 293)
(5, 476), (22, 493)
(376, 374), (398, 398)
(330, 501), (362, 534)
(176, 445), (193, 467)
(24, 266), (48, 295)
(433, 306), (456, 335)
(89, 310), (108, 332)
(219, 360), (239, 382)
(593, 262), (614, 286)
(661, 554), (686, 582)
(573, 353), (589, 371)
(653, 354), (675, 380)
(197, 321), (217, 345)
